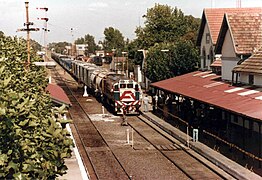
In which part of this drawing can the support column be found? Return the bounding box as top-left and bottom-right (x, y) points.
(236, 73), (239, 85)
(242, 118), (246, 159)
(231, 72), (235, 85)
(259, 122), (261, 168)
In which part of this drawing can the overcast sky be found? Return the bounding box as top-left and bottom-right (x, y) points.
(1, 0), (262, 45)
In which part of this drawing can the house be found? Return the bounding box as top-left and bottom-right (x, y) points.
(65, 44), (88, 56)
(215, 11), (262, 81)
(233, 48), (262, 86)
(149, 8), (262, 172)
(196, 8), (262, 71)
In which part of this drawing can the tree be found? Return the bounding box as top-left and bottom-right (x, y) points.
(75, 34), (98, 55)
(103, 27), (125, 54)
(48, 42), (70, 54)
(129, 4), (200, 81)
(134, 4), (200, 49)
(0, 35), (73, 178)
(30, 39), (42, 52)
(145, 40), (199, 82)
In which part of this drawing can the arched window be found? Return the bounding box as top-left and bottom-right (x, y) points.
(202, 47), (206, 69)
(209, 47), (214, 64)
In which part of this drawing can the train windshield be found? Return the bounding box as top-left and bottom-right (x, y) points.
(120, 84), (126, 88)
(114, 84), (119, 91)
(127, 84), (133, 88)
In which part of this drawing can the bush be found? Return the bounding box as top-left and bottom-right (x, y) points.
(0, 35), (73, 179)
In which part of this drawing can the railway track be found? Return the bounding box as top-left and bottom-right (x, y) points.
(51, 62), (236, 179)
(128, 114), (235, 179)
(52, 67), (131, 180)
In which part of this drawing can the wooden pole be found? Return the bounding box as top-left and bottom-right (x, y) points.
(25, 1), (30, 68)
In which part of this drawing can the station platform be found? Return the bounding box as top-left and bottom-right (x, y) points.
(60, 92), (262, 179)
(140, 93), (262, 179)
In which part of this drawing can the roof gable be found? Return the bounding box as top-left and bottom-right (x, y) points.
(216, 12), (262, 55)
(197, 8), (262, 47)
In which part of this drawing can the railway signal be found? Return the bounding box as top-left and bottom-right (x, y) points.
(37, 6), (49, 61)
(17, 1), (39, 69)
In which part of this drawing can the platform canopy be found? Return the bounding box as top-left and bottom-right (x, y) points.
(151, 71), (262, 121)
(46, 84), (71, 107)
(34, 62), (56, 68)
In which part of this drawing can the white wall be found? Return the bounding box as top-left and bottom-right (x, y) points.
(200, 23), (214, 70)
(239, 73), (248, 84)
(221, 30), (238, 81)
(221, 59), (238, 81)
(254, 74), (262, 86)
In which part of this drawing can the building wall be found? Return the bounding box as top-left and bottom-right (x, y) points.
(254, 74), (262, 86)
(221, 30), (238, 81)
(200, 23), (214, 70)
(239, 73), (248, 84)
(239, 73), (262, 86)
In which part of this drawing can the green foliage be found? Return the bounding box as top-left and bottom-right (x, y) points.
(48, 41), (70, 54)
(0, 34), (73, 179)
(103, 27), (125, 54)
(145, 40), (199, 82)
(30, 39), (42, 52)
(134, 4), (200, 49)
(128, 3), (200, 81)
(75, 34), (98, 55)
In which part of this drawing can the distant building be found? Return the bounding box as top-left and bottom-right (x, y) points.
(65, 44), (88, 56)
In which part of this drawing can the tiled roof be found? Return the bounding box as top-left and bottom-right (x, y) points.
(197, 8), (262, 46)
(233, 49), (262, 74)
(227, 13), (262, 54)
(210, 58), (222, 67)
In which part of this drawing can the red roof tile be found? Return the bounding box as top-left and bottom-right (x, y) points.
(210, 58), (222, 67)
(197, 8), (262, 46)
(227, 13), (262, 54)
(151, 71), (262, 121)
(233, 48), (262, 74)
(46, 84), (71, 106)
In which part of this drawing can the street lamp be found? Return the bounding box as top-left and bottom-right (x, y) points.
(122, 51), (128, 77)
(161, 49), (171, 71)
(112, 48), (116, 72)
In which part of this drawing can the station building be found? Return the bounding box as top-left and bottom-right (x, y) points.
(150, 7), (262, 173)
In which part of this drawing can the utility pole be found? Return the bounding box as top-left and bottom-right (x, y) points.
(17, 1), (39, 68)
(71, 28), (76, 57)
(37, 7), (49, 61)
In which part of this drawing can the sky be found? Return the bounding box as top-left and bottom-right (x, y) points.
(1, 0), (262, 45)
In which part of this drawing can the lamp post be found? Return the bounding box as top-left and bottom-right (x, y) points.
(112, 48), (116, 72)
(161, 49), (171, 67)
(122, 51), (128, 77)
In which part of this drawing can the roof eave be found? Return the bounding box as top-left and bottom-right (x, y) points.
(196, 11), (207, 46)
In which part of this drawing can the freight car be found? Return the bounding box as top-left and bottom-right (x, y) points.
(52, 53), (142, 114)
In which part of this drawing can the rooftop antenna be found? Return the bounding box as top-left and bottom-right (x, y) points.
(211, 0), (215, 8)
(236, 0), (242, 8)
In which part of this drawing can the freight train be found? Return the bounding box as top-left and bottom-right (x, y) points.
(51, 53), (142, 114)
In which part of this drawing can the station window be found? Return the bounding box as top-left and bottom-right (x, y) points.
(249, 75), (254, 85)
(120, 84), (126, 88)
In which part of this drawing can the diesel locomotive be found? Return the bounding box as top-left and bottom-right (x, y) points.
(52, 53), (142, 114)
